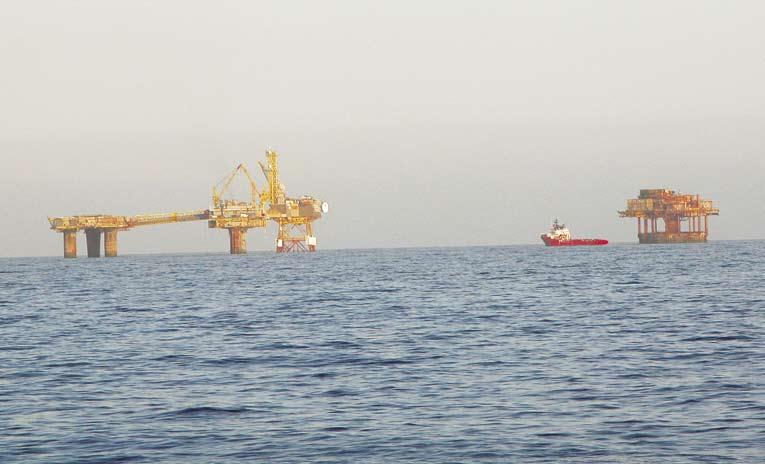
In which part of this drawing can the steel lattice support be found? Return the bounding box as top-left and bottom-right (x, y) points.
(276, 221), (316, 253)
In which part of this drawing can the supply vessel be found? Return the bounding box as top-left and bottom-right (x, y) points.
(541, 219), (608, 246)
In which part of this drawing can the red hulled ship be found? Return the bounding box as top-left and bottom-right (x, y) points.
(541, 219), (608, 246)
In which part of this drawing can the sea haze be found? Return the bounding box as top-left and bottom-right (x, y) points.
(1, 242), (763, 463)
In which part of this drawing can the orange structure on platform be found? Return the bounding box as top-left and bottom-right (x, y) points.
(619, 189), (719, 244)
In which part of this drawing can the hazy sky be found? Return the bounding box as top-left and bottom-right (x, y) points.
(1, 1), (764, 257)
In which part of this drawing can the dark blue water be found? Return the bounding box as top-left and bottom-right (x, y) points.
(1, 242), (763, 463)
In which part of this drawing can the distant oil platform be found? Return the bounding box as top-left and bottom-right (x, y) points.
(49, 149), (328, 257)
(619, 189), (719, 243)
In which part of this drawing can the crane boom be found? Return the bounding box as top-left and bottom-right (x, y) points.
(212, 164), (240, 206)
(212, 163), (261, 207)
(237, 163), (260, 206)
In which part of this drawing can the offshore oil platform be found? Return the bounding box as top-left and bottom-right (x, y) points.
(619, 189), (719, 243)
(48, 149), (328, 257)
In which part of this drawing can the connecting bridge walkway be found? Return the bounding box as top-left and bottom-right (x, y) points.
(49, 211), (210, 258)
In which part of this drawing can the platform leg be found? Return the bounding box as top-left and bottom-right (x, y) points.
(104, 229), (118, 257)
(63, 230), (77, 258)
(85, 229), (101, 258)
(229, 228), (247, 254)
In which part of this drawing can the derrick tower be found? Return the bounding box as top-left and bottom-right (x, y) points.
(619, 189), (719, 244)
(259, 149), (328, 252)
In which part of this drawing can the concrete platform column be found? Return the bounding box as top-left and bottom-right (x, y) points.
(63, 230), (77, 258)
(85, 229), (102, 258)
(229, 228), (247, 254)
(104, 229), (118, 257)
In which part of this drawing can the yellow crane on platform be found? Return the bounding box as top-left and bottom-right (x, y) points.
(208, 163), (267, 254)
(48, 148), (328, 257)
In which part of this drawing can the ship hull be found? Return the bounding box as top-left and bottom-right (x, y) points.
(541, 235), (608, 246)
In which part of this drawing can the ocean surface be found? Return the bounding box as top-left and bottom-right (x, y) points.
(1, 242), (763, 463)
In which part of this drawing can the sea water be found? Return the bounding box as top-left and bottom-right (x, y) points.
(1, 242), (763, 462)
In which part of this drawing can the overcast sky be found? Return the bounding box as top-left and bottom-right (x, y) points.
(1, 1), (764, 257)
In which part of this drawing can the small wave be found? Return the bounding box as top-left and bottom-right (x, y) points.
(321, 340), (362, 349)
(262, 342), (308, 350)
(151, 354), (196, 362)
(0, 345), (34, 351)
(717, 383), (752, 390)
(44, 361), (90, 368)
(623, 432), (662, 440)
(201, 356), (264, 366)
(164, 406), (251, 417)
(681, 335), (754, 342)
(321, 426), (350, 432)
(322, 389), (357, 397)
(0, 315), (40, 325)
(685, 426), (734, 434)
(593, 403), (621, 410)
(604, 419), (645, 426)
(113, 306), (153, 312)
(673, 397), (703, 406)
(356, 287), (399, 293)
